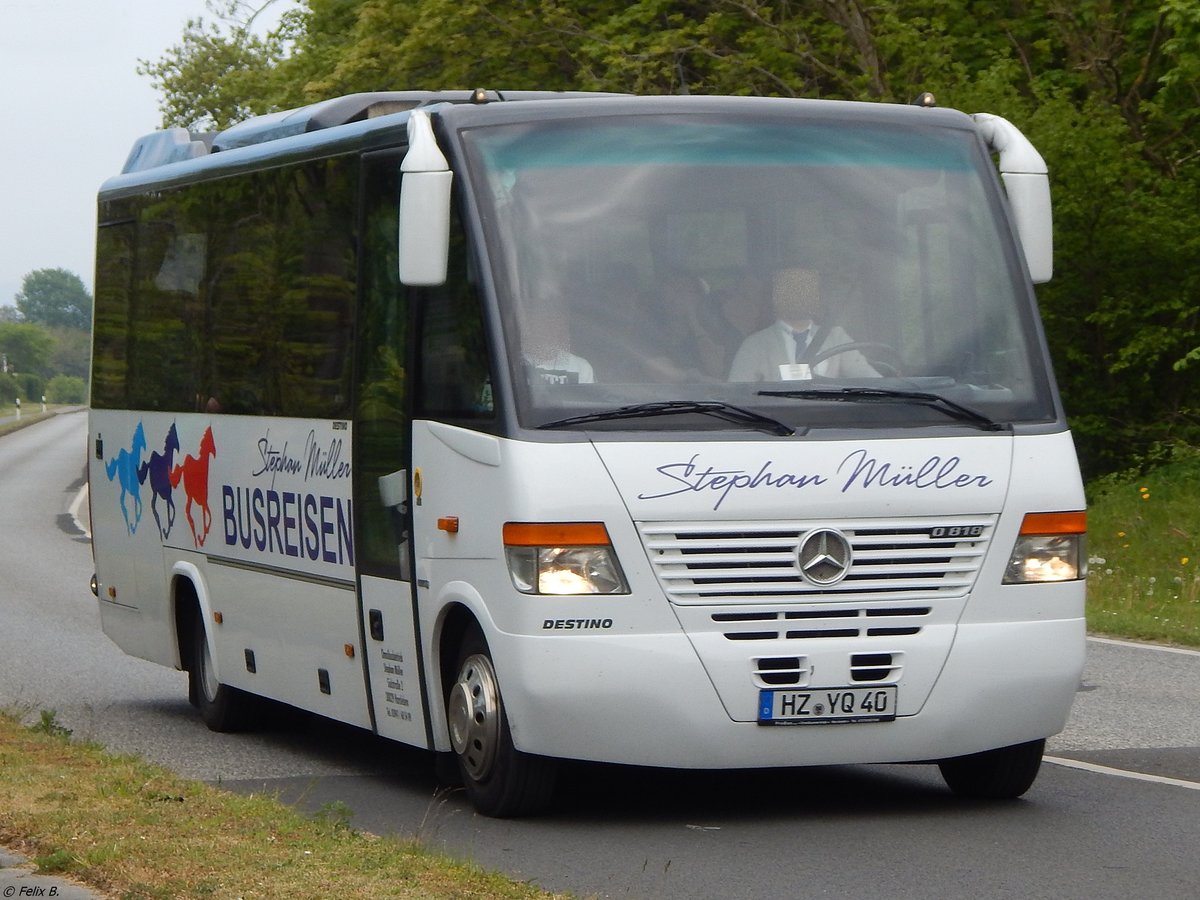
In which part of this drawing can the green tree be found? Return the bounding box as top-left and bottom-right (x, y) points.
(15, 268), (93, 331)
(0, 322), (55, 379)
(138, 0), (297, 130)
(969, 1), (1200, 475)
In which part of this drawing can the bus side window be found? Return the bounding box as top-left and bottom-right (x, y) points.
(203, 159), (357, 418)
(415, 205), (494, 420)
(91, 217), (135, 409)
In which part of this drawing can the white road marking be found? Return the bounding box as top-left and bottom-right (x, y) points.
(71, 484), (91, 539)
(1052, 636), (1200, 789)
(1045, 756), (1200, 791)
(1087, 635), (1200, 657)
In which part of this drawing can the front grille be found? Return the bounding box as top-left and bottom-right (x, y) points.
(755, 656), (809, 686)
(713, 605), (931, 641)
(850, 652), (899, 682)
(751, 652), (902, 688)
(640, 516), (995, 604)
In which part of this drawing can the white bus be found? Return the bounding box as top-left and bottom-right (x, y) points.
(89, 90), (1086, 816)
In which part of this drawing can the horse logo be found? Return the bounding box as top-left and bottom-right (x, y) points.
(171, 425), (217, 547)
(138, 423), (180, 539)
(104, 421), (147, 534)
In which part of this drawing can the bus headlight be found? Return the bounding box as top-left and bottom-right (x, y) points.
(1003, 511), (1087, 583)
(503, 523), (630, 595)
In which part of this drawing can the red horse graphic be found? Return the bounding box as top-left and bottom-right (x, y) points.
(170, 426), (217, 547)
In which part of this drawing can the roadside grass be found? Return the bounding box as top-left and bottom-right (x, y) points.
(0, 710), (567, 900)
(1086, 445), (1200, 648)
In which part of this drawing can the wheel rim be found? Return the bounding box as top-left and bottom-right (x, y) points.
(447, 652), (501, 782)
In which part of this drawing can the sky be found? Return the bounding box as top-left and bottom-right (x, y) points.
(0, 0), (297, 312)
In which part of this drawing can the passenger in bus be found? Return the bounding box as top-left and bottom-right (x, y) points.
(518, 286), (595, 385)
(728, 267), (878, 381)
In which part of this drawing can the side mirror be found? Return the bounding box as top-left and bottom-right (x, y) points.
(973, 113), (1053, 284)
(1000, 172), (1053, 284)
(398, 110), (452, 286)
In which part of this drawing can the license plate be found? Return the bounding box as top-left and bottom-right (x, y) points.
(758, 685), (897, 725)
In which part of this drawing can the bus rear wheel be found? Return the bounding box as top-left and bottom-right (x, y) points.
(938, 738), (1045, 800)
(189, 609), (253, 733)
(446, 626), (557, 816)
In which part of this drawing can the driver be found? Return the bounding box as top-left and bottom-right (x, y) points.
(728, 267), (878, 381)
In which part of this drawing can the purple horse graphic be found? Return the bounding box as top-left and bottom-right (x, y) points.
(138, 422), (180, 539)
(104, 421), (147, 534)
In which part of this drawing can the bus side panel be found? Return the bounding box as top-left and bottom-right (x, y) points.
(204, 562), (372, 729)
(90, 408), (178, 668)
(188, 413), (368, 726)
(91, 410), (374, 726)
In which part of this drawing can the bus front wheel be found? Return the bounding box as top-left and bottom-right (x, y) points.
(189, 610), (253, 733)
(446, 626), (557, 816)
(938, 738), (1045, 799)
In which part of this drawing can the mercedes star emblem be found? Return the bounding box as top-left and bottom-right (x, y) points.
(796, 528), (853, 586)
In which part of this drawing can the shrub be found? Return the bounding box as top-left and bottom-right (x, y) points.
(46, 374), (88, 404)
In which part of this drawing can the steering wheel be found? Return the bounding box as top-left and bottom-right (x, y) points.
(809, 341), (904, 378)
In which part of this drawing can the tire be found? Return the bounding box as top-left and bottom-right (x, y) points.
(445, 625), (557, 816)
(938, 738), (1045, 800)
(189, 609), (253, 733)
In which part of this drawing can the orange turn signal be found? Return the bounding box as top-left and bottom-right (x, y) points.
(503, 522), (612, 547)
(1019, 511), (1087, 535)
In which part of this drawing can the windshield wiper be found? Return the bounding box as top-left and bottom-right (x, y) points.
(759, 387), (1005, 431)
(538, 400), (795, 436)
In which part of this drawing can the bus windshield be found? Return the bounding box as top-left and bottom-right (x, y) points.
(460, 115), (1056, 433)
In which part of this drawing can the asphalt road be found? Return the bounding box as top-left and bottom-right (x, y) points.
(2, 411), (1198, 899)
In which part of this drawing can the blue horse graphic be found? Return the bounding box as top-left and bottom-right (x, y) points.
(138, 422), (180, 540)
(105, 421), (147, 534)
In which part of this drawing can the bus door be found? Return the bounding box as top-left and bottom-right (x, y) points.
(354, 151), (430, 748)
